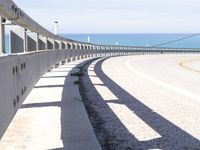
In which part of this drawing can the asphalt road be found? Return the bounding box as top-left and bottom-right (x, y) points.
(87, 54), (200, 149)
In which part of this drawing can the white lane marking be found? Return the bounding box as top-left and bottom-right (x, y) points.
(126, 60), (200, 101)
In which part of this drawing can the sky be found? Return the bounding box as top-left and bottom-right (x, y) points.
(13, 0), (200, 34)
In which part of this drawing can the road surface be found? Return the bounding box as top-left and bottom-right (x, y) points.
(83, 54), (200, 149)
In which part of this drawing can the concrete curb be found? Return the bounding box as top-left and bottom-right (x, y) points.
(62, 58), (102, 150)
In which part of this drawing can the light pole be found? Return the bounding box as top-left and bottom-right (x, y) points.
(54, 21), (58, 35)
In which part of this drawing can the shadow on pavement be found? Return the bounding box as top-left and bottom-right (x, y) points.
(81, 57), (200, 150)
(21, 61), (91, 149)
(20, 58), (100, 150)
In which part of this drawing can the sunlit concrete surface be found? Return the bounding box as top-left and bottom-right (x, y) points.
(86, 54), (200, 149)
(0, 58), (101, 150)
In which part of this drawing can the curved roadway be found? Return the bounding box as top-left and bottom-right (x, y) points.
(87, 54), (200, 149)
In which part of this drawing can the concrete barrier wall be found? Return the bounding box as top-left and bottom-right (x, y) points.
(0, 49), (78, 138)
(0, 49), (135, 139)
(0, 48), (200, 139)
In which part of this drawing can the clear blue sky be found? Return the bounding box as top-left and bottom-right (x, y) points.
(14, 0), (200, 33)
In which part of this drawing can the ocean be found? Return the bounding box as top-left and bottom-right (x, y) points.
(5, 34), (200, 53)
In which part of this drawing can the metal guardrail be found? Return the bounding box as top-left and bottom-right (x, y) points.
(0, 0), (100, 54)
(1, 0), (200, 54)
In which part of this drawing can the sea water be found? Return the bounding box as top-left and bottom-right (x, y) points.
(62, 34), (200, 48)
(5, 34), (200, 53)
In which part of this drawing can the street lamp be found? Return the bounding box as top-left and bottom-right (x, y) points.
(54, 21), (58, 35)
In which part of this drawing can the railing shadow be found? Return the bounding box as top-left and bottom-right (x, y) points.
(83, 57), (200, 149)
(18, 56), (200, 149)
(81, 65), (138, 149)
(20, 60), (94, 149)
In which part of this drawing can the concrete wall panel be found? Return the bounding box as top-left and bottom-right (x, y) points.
(0, 56), (19, 138)
(47, 39), (53, 50)
(27, 34), (37, 52)
(10, 27), (25, 53)
(38, 36), (46, 50)
(61, 42), (66, 49)
(54, 41), (59, 49)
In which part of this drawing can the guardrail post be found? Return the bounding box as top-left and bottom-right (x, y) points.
(36, 34), (39, 51)
(24, 29), (27, 52)
(0, 17), (5, 54)
(53, 40), (56, 49)
(64, 42), (67, 50)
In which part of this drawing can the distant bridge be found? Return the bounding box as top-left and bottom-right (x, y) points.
(0, 0), (199, 140)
